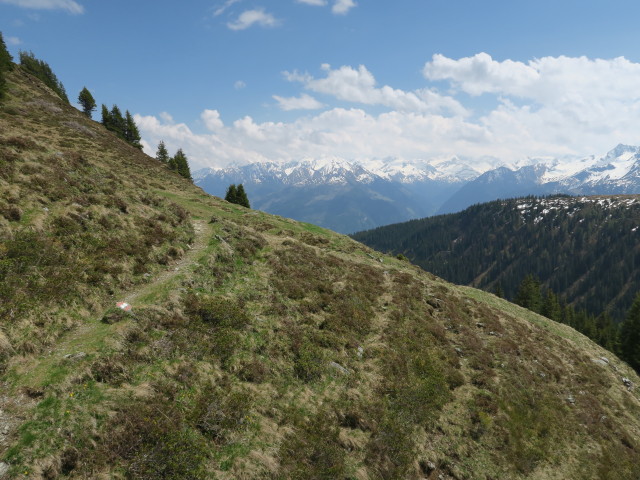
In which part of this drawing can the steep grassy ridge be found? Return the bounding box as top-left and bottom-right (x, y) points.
(1, 66), (639, 479)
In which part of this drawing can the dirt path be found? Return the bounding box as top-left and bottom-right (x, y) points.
(9, 219), (213, 385)
(121, 219), (210, 305)
(0, 219), (214, 471)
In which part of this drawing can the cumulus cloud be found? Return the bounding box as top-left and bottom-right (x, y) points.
(424, 52), (640, 103)
(227, 8), (280, 30)
(423, 53), (640, 154)
(297, 0), (356, 14)
(234, 80), (246, 90)
(201, 109), (224, 131)
(136, 54), (640, 172)
(273, 93), (325, 111)
(0, 0), (84, 14)
(286, 64), (469, 116)
(159, 112), (174, 123)
(6, 36), (21, 45)
(332, 0), (356, 15)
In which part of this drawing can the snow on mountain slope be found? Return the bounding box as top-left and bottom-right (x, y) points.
(195, 144), (640, 226)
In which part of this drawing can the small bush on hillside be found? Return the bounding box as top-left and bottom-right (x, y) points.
(97, 399), (209, 480)
(193, 384), (253, 443)
(278, 410), (348, 479)
(183, 294), (249, 329)
(100, 307), (130, 325)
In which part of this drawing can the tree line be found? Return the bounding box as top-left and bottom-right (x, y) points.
(155, 141), (191, 181)
(511, 274), (640, 373)
(0, 32), (196, 184)
(100, 104), (142, 150)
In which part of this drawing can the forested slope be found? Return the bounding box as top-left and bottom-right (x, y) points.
(353, 195), (640, 321)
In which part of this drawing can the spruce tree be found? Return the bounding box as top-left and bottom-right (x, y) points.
(77, 87), (96, 118)
(101, 104), (111, 128)
(0, 32), (12, 72)
(515, 275), (542, 313)
(620, 292), (640, 371)
(172, 149), (192, 181)
(109, 104), (126, 138)
(156, 141), (170, 164)
(236, 183), (250, 208)
(594, 312), (619, 354)
(225, 184), (238, 204)
(0, 32), (13, 101)
(541, 289), (561, 322)
(124, 110), (142, 149)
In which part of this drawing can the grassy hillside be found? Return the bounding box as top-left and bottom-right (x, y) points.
(352, 195), (640, 321)
(1, 66), (640, 479)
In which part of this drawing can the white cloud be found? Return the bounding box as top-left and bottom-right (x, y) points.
(213, 0), (241, 17)
(0, 0), (83, 14)
(273, 93), (325, 111)
(332, 0), (356, 15)
(283, 69), (313, 83)
(424, 53), (640, 104)
(296, 0), (327, 5)
(227, 8), (280, 30)
(288, 64), (469, 116)
(136, 54), (640, 172)
(201, 109), (224, 131)
(422, 53), (640, 154)
(234, 80), (246, 90)
(6, 36), (22, 45)
(159, 112), (174, 123)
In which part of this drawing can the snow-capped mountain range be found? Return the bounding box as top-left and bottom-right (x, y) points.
(193, 144), (640, 233)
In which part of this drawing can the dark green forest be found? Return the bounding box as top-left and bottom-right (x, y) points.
(352, 195), (640, 322)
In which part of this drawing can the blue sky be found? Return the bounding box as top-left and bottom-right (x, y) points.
(2, 0), (640, 170)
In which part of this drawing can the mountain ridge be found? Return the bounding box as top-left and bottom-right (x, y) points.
(194, 144), (640, 229)
(2, 61), (640, 479)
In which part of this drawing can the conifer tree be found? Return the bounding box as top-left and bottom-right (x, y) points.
(124, 110), (142, 149)
(620, 292), (640, 371)
(101, 104), (111, 128)
(225, 184), (238, 204)
(171, 149), (192, 181)
(0, 32), (12, 72)
(541, 289), (561, 322)
(515, 275), (542, 313)
(594, 312), (619, 354)
(0, 32), (13, 101)
(156, 141), (170, 164)
(77, 86), (96, 118)
(19, 50), (68, 102)
(109, 104), (126, 138)
(77, 87), (96, 118)
(236, 184), (250, 208)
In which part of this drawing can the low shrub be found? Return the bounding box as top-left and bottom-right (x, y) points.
(183, 294), (249, 329)
(279, 410), (348, 479)
(99, 399), (210, 480)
